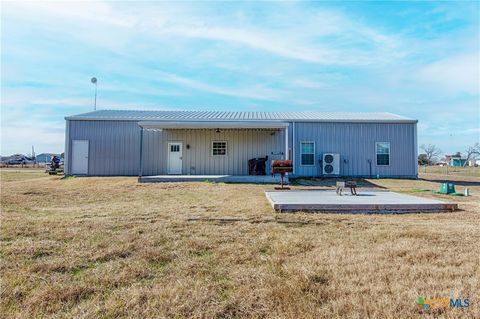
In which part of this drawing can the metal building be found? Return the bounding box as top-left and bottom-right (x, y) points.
(64, 110), (418, 178)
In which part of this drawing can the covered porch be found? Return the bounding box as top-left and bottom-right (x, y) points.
(138, 120), (290, 178)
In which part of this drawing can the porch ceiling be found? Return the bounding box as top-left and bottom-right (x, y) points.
(138, 121), (289, 130)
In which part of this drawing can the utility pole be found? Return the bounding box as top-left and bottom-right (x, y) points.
(32, 146), (36, 165)
(91, 77), (98, 111)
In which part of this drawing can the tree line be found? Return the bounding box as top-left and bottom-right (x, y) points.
(418, 142), (480, 166)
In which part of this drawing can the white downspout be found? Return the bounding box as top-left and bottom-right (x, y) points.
(292, 122), (295, 175)
(285, 124), (289, 160)
(64, 120), (70, 176)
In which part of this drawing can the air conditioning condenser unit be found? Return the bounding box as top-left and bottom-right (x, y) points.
(323, 153), (340, 175)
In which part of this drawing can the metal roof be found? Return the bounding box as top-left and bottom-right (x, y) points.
(66, 109), (417, 123)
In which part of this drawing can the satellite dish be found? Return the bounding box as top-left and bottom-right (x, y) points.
(91, 77), (97, 84)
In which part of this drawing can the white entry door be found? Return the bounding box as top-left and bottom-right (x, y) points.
(71, 140), (89, 175)
(167, 142), (183, 174)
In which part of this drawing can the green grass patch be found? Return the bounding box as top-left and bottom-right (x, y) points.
(148, 259), (171, 271)
(70, 264), (94, 277)
(32, 250), (52, 259)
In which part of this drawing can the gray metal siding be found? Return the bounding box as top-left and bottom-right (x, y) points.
(293, 122), (417, 177)
(68, 120), (140, 176)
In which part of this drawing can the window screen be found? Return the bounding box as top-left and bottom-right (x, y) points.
(212, 141), (227, 156)
(376, 142), (390, 166)
(300, 142), (315, 165)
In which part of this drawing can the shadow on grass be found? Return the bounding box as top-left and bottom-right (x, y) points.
(289, 177), (387, 189)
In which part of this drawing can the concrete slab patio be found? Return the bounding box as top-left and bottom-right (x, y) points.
(140, 175), (285, 184)
(265, 190), (458, 213)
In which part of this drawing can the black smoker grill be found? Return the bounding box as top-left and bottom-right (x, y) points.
(248, 156), (268, 175)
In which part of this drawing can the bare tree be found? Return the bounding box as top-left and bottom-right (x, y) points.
(420, 144), (442, 165)
(463, 142), (480, 167)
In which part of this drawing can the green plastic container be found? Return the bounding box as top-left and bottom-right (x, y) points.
(439, 183), (456, 194)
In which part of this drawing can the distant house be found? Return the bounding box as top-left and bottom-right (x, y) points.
(445, 154), (467, 167)
(64, 110), (418, 178)
(452, 158), (467, 167)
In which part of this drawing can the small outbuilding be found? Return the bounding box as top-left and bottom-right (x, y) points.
(444, 154), (470, 167)
(64, 110), (418, 178)
(36, 153), (60, 164)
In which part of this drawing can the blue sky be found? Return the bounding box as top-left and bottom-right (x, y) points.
(1, 1), (479, 155)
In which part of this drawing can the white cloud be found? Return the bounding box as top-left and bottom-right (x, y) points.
(152, 71), (284, 101)
(417, 53), (480, 94)
(464, 127), (480, 133)
(3, 1), (135, 28)
(290, 79), (326, 90)
(2, 1), (138, 54)
(160, 25), (331, 63)
(2, 1), (402, 66)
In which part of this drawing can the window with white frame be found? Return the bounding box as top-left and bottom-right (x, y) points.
(300, 142), (315, 165)
(376, 142), (390, 166)
(212, 141), (227, 156)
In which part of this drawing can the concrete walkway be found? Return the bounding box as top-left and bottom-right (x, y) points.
(139, 175), (286, 184)
(265, 190), (457, 213)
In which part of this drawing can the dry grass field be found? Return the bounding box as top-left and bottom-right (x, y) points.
(1, 168), (479, 318)
(418, 165), (480, 177)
